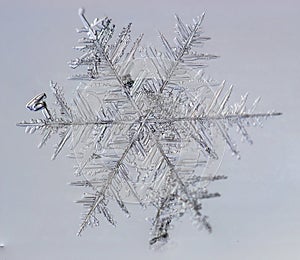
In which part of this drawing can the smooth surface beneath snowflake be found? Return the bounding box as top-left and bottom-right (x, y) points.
(15, 6), (282, 247)
(2, 1), (298, 259)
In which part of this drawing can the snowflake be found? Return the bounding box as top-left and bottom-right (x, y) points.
(17, 8), (281, 247)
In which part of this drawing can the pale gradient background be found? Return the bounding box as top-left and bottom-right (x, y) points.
(1, 0), (299, 259)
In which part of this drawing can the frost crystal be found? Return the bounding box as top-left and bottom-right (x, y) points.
(17, 8), (281, 247)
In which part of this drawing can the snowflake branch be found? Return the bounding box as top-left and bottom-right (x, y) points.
(76, 112), (152, 235)
(159, 14), (206, 92)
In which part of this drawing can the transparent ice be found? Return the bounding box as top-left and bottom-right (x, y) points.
(17, 8), (281, 247)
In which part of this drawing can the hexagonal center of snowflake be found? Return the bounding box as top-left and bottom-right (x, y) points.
(71, 59), (225, 203)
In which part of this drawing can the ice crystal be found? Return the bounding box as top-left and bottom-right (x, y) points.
(17, 8), (281, 247)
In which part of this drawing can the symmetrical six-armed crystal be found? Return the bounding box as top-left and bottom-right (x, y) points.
(17, 8), (281, 247)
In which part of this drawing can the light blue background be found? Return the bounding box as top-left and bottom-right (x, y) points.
(1, 0), (299, 259)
